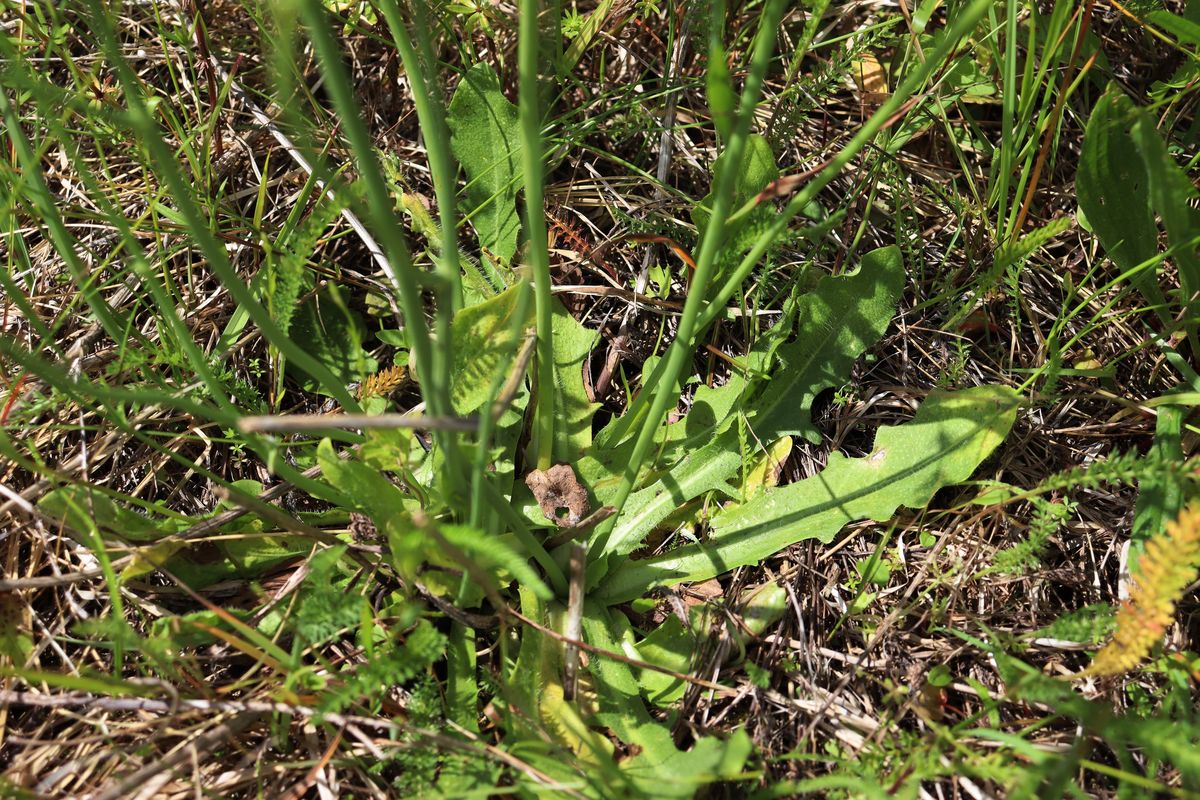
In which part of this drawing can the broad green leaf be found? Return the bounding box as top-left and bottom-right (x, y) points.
(630, 581), (787, 707)
(1076, 86), (1169, 314)
(599, 385), (1019, 604)
(449, 284), (534, 414)
(693, 134), (778, 232)
(591, 243), (896, 476)
(584, 294), (794, 493)
(1147, 9), (1200, 47)
(317, 438), (412, 519)
(1128, 105), (1200, 315)
(752, 244), (905, 442)
(630, 614), (695, 706)
(318, 439), (428, 577)
(447, 62), (522, 263)
(39, 486), (190, 544)
(585, 428), (744, 566)
(37, 485), (313, 588)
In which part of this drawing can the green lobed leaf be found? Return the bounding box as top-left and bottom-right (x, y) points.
(267, 189), (346, 336)
(751, 244), (905, 443)
(598, 385), (1020, 604)
(580, 603), (754, 798)
(447, 62), (522, 263)
(582, 246), (905, 569)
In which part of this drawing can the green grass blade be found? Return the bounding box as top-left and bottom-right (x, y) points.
(518, 0), (558, 471)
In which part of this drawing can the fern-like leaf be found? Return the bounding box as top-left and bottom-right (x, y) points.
(1085, 503), (1200, 677)
(987, 498), (1072, 575)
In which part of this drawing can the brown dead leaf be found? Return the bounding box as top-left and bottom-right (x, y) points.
(525, 464), (590, 527)
(684, 578), (724, 608)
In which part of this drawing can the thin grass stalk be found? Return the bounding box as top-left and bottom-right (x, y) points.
(375, 1), (467, 499)
(518, 0), (558, 472)
(469, 281), (533, 531)
(376, 0), (464, 314)
(994, 0), (1019, 236)
(297, 1), (474, 500)
(2, 61), (240, 415)
(80, 2), (361, 414)
(0, 337), (358, 506)
(0, 91), (130, 349)
(293, 2), (442, 411)
(586, 0), (788, 571)
(57, 8), (374, 506)
(632, 0), (996, 404)
(3, 35), (293, 428)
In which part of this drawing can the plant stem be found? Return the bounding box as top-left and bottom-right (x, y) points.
(518, 0), (557, 471)
(620, 0), (996, 422)
(298, 0), (468, 498)
(586, 0), (787, 575)
(296, 0), (443, 414)
(377, 0), (464, 315)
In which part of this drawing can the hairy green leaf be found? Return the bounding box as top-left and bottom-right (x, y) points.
(448, 62), (522, 262)
(752, 244), (904, 442)
(599, 385), (1019, 603)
